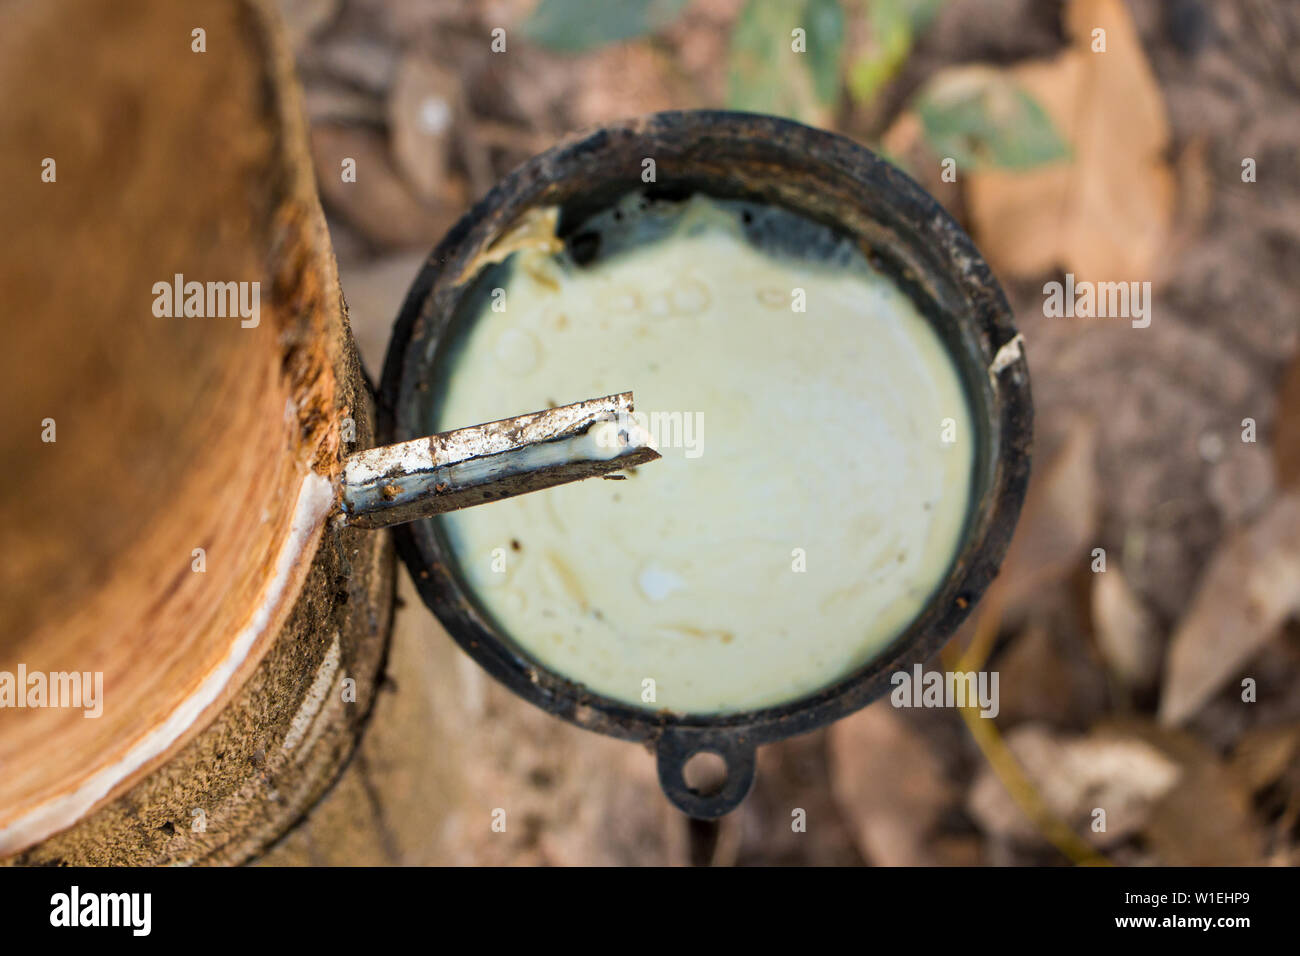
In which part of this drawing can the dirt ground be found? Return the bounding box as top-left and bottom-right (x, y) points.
(272, 0), (1300, 865)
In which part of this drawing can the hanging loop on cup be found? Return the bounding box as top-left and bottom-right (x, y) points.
(655, 728), (757, 819)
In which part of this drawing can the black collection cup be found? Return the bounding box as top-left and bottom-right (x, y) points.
(377, 110), (1033, 818)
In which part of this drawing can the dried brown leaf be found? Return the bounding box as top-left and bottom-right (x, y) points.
(310, 123), (463, 247)
(995, 619), (1109, 729)
(997, 418), (1098, 621)
(1091, 565), (1161, 689)
(828, 706), (956, 865)
(1230, 723), (1300, 793)
(1115, 721), (1266, 866)
(967, 724), (1181, 850)
(387, 53), (459, 204)
(1159, 492), (1300, 725)
(1274, 351), (1300, 490)
(735, 733), (865, 866)
(966, 0), (1174, 282)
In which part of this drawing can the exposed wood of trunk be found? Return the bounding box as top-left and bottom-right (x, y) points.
(0, 0), (392, 864)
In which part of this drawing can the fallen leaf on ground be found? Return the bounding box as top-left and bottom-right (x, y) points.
(1091, 565), (1162, 690)
(967, 724), (1180, 850)
(303, 36), (395, 93)
(1230, 723), (1300, 793)
(737, 732), (867, 866)
(311, 123), (464, 248)
(995, 619), (1109, 729)
(911, 65), (1070, 171)
(828, 705), (956, 865)
(388, 53), (460, 204)
(303, 83), (384, 126)
(1274, 351), (1300, 490)
(996, 418), (1098, 622)
(1159, 492), (1300, 725)
(1114, 721), (1266, 866)
(965, 0), (1174, 282)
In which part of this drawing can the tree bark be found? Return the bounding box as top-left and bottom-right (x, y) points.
(0, 0), (392, 864)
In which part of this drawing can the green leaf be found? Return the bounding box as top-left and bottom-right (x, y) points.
(846, 0), (947, 106)
(804, 0), (846, 106)
(522, 0), (689, 53)
(728, 0), (822, 122)
(914, 71), (1070, 170)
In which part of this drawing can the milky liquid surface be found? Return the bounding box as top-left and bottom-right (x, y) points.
(431, 195), (974, 713)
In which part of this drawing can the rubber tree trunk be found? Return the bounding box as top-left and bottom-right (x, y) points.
(0, 0), (393, 864)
